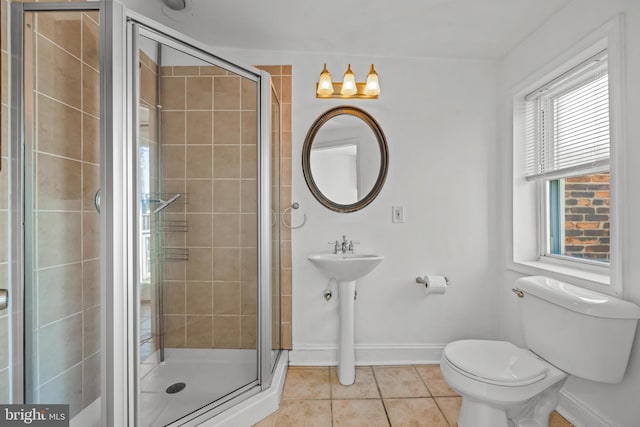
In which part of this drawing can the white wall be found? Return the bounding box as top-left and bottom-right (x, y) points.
(222, 50), (500, 365)
(497, 1), (640, 426)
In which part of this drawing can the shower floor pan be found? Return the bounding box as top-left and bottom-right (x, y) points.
(140, 348), (258, 427)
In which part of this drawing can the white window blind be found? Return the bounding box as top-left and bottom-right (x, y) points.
(524, 50), (609, 180)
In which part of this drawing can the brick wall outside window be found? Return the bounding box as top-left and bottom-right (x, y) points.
(564, 173), (610, 261)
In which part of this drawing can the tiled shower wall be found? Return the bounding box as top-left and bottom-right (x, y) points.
(257, 65), (292, 350)
(159, 64), (261, 349)
(158, 63), (292, 350)
(0, 4), (101, 415)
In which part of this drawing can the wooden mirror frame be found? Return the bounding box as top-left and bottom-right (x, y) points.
(302, 106), (389, 213)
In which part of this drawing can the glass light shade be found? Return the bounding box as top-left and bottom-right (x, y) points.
(364, 64), (380, 96)
(341, 64), (357, 96)
(317, 64), (334, 96)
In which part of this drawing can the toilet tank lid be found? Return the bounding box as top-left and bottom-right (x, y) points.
(516, 276), (640, 319)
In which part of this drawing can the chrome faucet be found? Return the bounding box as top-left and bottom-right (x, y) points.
(329, 235), (358, 254)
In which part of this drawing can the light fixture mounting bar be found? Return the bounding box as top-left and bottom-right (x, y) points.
(315, 82), (378, 99)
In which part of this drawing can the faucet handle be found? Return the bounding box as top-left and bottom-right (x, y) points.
(348, 240), (360, 253)
(328, 240), (340, 254)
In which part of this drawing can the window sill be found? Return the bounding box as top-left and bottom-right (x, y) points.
(508, 259), (611, 291)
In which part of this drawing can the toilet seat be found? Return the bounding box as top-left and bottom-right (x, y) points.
(443, 340), (547, 386)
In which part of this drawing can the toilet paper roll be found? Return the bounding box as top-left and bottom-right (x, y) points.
(423, 275), (448, 295)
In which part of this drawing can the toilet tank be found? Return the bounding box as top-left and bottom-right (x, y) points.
(515, 276), (640, 383)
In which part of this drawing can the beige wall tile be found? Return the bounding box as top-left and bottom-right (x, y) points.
(241, 145), (257, 179)
(162, 282), (186, 315)
(186, 110), (213, 145)
(212, 248), (240, 281)
(214, 282), (240, 315)
(186, 77), (213, 109)
(240, 213), (256, 247)
(38, 313), (83, 383)
(82, 352), (100, 406)
(186, 213), (213, 247)
(186, 282), (213, 315)
(83, 305), (100, 356)
(186, 146), (213, 179)
(82, 259), (100, 309)
(160, 77), (185, 110)
(184, 248), (211, 281)
(37, 212), (82, 268)
(162, 111), (186, 145)
(240, 281), (257, 315)
(37, 95), (82, 159)
(214, 76), (241, 110)
(213, 145), (240, 179)
(214, 111), (241, 145)
(241, 315), (256, 349)
(82, 212), (99, 260)
(82, 162), (99, 212)
(213, 180), (240, 213)
(186, 179), (213, 213)
(82, 14), (99, 70)
(241, 179), (257, 214)
(36, 153), (82, 211)
(163, 314), (186, 348)
(241, 111), (257, 146)
(82, 113), (99, 164)
(0, 317), (8, 369)
(212, 213), (240, 247)
(172, 66), (200, 76)
(162, 145), (185, 179)
(39, 364), (83, 417)
(140, 62), (157, 107)
(241, 247), (257, 282)
(241, 79), (257, 110)
(36, 12), (81, 59)
(37, 263), (83, 326)
(82, 64), (99, 117)
(213, 315), (240, 348)
(199, 65), (227, 76)
(186, 315), (212, 348)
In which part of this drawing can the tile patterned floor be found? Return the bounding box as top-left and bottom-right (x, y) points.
(254, 365), (574, 427)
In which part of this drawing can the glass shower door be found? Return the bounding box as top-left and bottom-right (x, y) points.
(133, 26), (265, 426)
(11, 3), (104, 423)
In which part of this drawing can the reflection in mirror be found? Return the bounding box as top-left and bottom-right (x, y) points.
(303, 106), (388, 212)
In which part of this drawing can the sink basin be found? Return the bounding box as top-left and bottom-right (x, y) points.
(308, 253), (384, 282)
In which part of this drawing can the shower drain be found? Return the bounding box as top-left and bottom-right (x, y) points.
(165, 382), (186, 394)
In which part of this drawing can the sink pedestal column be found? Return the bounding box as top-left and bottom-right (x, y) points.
(337, 280), (356, 385)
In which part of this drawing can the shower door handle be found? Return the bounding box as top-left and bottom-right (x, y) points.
(0, 289), (7, 310)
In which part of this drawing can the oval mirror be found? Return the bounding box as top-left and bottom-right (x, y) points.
(302, 106), (389, 213)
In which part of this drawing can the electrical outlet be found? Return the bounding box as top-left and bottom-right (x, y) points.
(392, 206), (404, 223)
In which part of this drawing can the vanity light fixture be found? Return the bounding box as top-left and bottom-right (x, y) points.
(316, 64), (380, 99)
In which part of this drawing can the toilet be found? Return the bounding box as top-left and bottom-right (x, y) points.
(440, 276), (640, 427)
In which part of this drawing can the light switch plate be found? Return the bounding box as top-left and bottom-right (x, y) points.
(392, 206), (404, 223)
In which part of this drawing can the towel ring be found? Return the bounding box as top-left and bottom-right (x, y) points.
(282, 202), (307, 229)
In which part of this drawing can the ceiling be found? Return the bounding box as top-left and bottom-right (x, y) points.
(127, 0), (571, 60)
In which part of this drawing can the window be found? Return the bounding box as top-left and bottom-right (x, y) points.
(524, 50), (610, 266)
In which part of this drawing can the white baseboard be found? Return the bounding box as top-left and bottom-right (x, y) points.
(557, 389), (612, 427)
(203, 351), (288, 427)
(289, 344), (445, 366)
(70, 397), (101, 427)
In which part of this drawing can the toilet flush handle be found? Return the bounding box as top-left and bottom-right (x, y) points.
(512, 288), (524, 298)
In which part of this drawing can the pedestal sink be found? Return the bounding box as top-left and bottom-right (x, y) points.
(308, 252), (384, 385)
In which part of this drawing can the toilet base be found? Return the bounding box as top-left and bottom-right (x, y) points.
(459, 399), (509, 427)
(457, 379), (566, 427)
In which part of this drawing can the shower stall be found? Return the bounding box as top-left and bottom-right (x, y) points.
(5, 2), (284, 426)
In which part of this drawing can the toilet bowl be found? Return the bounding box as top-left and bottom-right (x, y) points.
(440, 340), (567, 427)
(440, 276), (640, 427)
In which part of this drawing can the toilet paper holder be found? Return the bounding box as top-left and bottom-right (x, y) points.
(415, 276), (451, 286)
